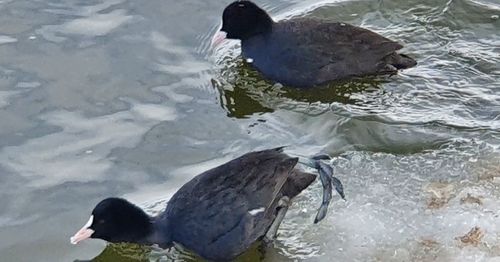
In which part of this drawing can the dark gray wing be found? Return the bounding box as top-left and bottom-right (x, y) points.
(275, 19), (403, 84)
(165, 148), (297, 261)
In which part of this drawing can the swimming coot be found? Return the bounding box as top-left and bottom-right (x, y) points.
(213, 1), (417, 88)
(70, 147), (344, 261)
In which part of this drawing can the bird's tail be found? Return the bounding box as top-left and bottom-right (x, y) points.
(282, 170), (316, 199)
(388, 53), (417, 69)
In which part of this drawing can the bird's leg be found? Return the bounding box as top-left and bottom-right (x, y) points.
(296, 155), (345, 223)
(314, 161), (334, 223)
(264, 196), (290, 242)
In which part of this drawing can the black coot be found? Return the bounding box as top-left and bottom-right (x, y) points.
(213, 1), (417, 88)
(70, 148), (344, 261)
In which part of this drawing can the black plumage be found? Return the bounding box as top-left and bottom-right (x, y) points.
(162, 147), (316, 260)
(217, 1), (417, 87)
(71, 148), (318, 261)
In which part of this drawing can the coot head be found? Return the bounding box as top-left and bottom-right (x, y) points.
(70, 198), (152, 245)
(213, 1), (273, 46)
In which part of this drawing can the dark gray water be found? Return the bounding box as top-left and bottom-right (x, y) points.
(0, 0), (499, 261)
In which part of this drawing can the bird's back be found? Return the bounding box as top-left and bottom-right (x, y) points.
(164, 148), (303, 260)
(242, 18), (414, 87)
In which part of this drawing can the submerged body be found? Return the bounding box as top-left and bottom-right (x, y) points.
(71, 148), (329, 261)
(216, 1), (417, 87)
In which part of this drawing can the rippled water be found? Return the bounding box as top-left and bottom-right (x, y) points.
(0, 0), (499, 261)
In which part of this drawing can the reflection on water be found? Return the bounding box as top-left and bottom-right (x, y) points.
(0, 101), (177, 187)
(89, 241), (269, 262)
(213, 58), (389, 118)
(82, 243), (152, 262)
(0, 0), (499, 261)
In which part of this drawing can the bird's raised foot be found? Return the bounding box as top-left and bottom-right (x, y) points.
(313, 159), (345, 224)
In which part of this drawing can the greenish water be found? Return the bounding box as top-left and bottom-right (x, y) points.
(0, 0), (499, 261)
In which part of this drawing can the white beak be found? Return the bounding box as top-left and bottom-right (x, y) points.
(211, 31), (227, 48)
(70, 215), (95, 245)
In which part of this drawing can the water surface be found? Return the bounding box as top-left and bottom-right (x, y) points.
(0, 0), (499, 261)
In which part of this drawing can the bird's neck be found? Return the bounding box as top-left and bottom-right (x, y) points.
(119, 217), (154, 245)
(143, 215), (173, 248)
(241, 16), (274, 41)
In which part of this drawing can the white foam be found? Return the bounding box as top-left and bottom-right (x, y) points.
(275, 151), (500, 261)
